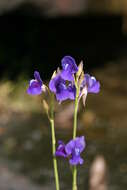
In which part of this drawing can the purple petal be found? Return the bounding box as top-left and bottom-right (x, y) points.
(61, 70), (74, 81)
(55, 141), (67, 158)
(58, 140), (64, 145)
(61, 56), (78, 73)
(49, 75), (58, 93)
(88, 81), (100, 93)
(49, 74), (70, 102)
(61, 56), (78, 81)
(65, 139), (75, 155)
(56, 89), (69, 102)
(75, 136), (86, 153)
(67, 84), (76, 100)
(27, 80), (42, 95)
(49, 75), (65, 93)
(83, 74), (100, 94)
(69, 155), (84, 165)
(34, 71), (43, 86)
(27, 71), (43, 96)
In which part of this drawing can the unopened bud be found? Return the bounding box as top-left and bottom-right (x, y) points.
(76, 60), (83, 78)
(78, 71), (84, 86)
(57, 67), (61, 74)
(51, 71), (57, 79)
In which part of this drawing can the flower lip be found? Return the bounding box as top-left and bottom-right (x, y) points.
(49, 74), (64, 93)
(49, 74), (70, 102)
(67, 83), (76, 100)
(61, 56), (78, 81)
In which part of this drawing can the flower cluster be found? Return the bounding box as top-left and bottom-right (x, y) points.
(55, 136), (85, 165)
(27, 55), (101, 190)
(27, 55), (100, 166)
(27, 56), (100, 103)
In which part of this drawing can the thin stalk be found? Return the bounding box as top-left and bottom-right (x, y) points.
(72, 166), (77, 190)
(49, 95), (60, 190)
(73, 87), (79, 139)
(72, 84), (80, 190)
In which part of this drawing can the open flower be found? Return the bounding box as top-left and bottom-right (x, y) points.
(56, 136), (86, 165)
(61, 56), (78, 81)
(65, 136), (85, 165)
(49, 74), (69, 102)
(82, 74), (100, 94)
(79, 74), (100, 106)
(27, 71), (43, 95)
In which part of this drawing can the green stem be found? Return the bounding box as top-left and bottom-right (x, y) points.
(72, 85), (79, 190)
(72, 166), (77, 190)
(49, 95), (60, 190)
(73, 87), (79, 139)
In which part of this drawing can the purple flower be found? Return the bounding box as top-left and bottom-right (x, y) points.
(27, 71), (43, 95)
(56, 136), (86, 165)
(55, 141), (67, 158)
(65, 136), (85, 165)
(61, 56), (78, 81)
(82, 74), (100, 93)
(49, 74), (69, 102)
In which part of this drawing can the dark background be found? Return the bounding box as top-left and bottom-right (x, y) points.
(0, 3), (126, 80)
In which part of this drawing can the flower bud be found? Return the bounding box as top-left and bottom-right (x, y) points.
(78, 71), (84, 86)
(51, 71), (57, 79)
(57, 67), (61, 74)
(76, 60), (83, 79)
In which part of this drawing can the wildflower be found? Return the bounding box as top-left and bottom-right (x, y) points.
(61, 56), (78, 81)
(49, 74), (69, 102)
(80, 74), (100, 106)
(65, 136), (85, 165)
(27, 71), (43, 95)
(56, 136), (86, 165)
(82, 74), (100, 94)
